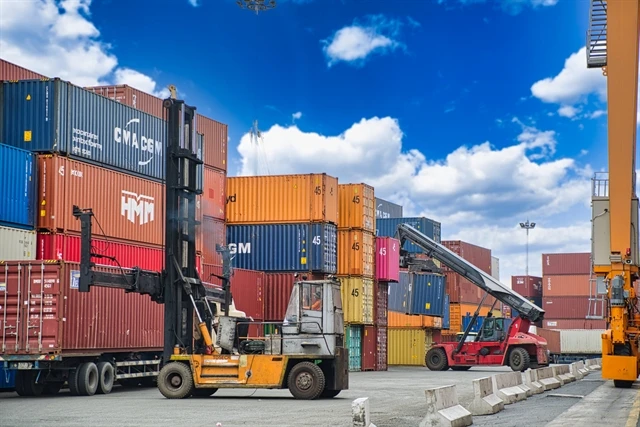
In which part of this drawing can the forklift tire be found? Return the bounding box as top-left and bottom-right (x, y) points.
(77, 362), (99, 396)
(96, 362), (115, 395)
(425, 347), (449, 371)
(191, 388), (218, 397)
(287, 362), (325, 400)
(157, 362), (194, 399)
(508, 347), (530, 372)
(320, 389), (341, 398)
(450, 366), (471, 371)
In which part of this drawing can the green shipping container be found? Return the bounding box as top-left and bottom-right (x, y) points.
(345, 325), (363, 372)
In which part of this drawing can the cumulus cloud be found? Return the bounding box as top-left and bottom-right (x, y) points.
(0, 0), (170, 97)
(292, 111), (303, 121)
(558, 105), (581, 118)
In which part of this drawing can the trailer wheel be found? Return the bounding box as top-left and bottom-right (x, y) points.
(320, 389), (341, 398)
(191, 388), (218, 397)
(15, 371), (44, 397)
(287, 362), (325, 400)
(509, 347), (530, 371)
(68, 368), (81, 396)
(76, 362), (99, 396)
(157, 362), (194, 399)
(425, 347), (449, 371)
(96, 362), (115, 395)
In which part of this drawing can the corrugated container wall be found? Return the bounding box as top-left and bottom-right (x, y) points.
(0, 226), (36, 260)
(442, 294), (451, 329)
(445, 271), (496, 306)
(200, 216), (226, 265)
(441, 240), (492, 275)
(491, 256), (500, 281)
(542, 274), (592, 297)
(202, 264), (264, 320)
(345, 325), (362, 372)
(376, 217), (442, 249)
(36, 232), (163, 271)
(375, 282), (389, 326)
(339, 276), (374, 324)
(226, 174), (338, 225)
(389, 272), (446, 317)
(543, 319), (607, 329)
(542, 296), (592, 318)
(337, 230), (374, 277)
(0, 144), (37, 229)
(512, 275), (543, 298)
(536, 328), (561, 354)
(226, 223), (337, 273)
(263, 272), (328, 321)
(2, 79), (168, 181)
(362, 326), (376, 371)
(541, 253), (591, 276)
(375, 197), (403, 219)
(338, 183), (375, 232)
(376, 326), (388, 371)
(376, 237), (400, 282)
(387, 312), (422, 328)
(202, 166), (226, 220)
(0, 261), (163, 355)
(84, 84), (165, 119)
(37, 155), (165, 245)
(388, 329), (431, 366)
(558, 329), (605, 354)
(0, 59), (47, 80)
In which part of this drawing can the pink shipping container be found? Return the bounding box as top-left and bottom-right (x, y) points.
(512, 275), (542, 298)
(376, 326), (388, 371)
(201, 264), (265, 320)
(0, 261), (164, 355)
(541, 253), (591, 276)
(203, 166), (226, 220)
(200, 216), (226, 266)
(543, 318), (607, 330)
(375, 281), (389, 327)
(376, 237), (400, 282)
(0, 59), (48, 80)
(542, 274), (593, 297)
(542, 296), (593, 319)
(263, 272), (328, 321)
(36, 232), (164, 272)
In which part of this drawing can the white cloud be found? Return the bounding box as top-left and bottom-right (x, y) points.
(0, 0), (170, 97)
(321, 15), (405, 67)
(188, 0), (200, 6)
(438, 0), (558, 15)
(589, 110), (607, 119)
(558, 105), (581, 118)
(292, 111), (303, 121)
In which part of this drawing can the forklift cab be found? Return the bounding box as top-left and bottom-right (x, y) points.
(477, 317), (512, 342)
(282, 279), (344, 336)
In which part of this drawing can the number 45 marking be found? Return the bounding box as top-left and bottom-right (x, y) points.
(312, 236), (321, 245)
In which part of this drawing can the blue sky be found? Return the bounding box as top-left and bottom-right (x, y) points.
(1, 0), (620, 282)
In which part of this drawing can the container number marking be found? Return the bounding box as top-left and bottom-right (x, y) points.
(312, 236), (321, 245)
(352, 242), (360, 251)
(352, 195), (360, 203)
(351, 288), (359, 297)
(379, 248), (387, 256)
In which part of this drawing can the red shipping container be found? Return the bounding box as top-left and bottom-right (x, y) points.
(38, 155), (164, 246)
(200, 216), (226, 265)
(0, 261), (163, 355)
(202, 166), (226, 220)
(198, 115), (228, 172)
(445, 271), (497, 307)
(542, 296), (593, 319)
(542, 318), (607, 330)
(512, 275), (542, 298)
(263, 272), (328, 321)
(376, 326), (388, 371)
(375, 282), (389, 326)
(201, 264), (265, 320)
(375, 237), (400, 282)
(535, 328), (561, 353)
(541, 253), (591, 276)
(362, 326), (376, 371)
(85, 84), (165, 119)
(441, 240), (492, 275)
(0, 58), (47, 80)
(36, 232), (164, 271)
(542, 274), (593, 297)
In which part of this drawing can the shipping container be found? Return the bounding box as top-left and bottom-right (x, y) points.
(512, 275), (543, 298)
(0, 144), (37, 229)
(339, 276), (374, 324)
(226, 174), (338, 225)
(375, 281), (389, 326)
(200, 216), (226, 266)
(345, 325), (363, 372)
(227, 223), (337, 273)
(263, 272), (328, 321)
(201, 264), (264, 320)
(442, 240), (492, 275)
(447, 303), (497, 334)
(202, 166), (226, 220)
(445, 269), (497, 306)
(376, 326), (388, 371)
(337, 230), (374, 277)
(36, 232), (164, 271)
(542, 296), (592, 319)
(84, 84), (165, 119)
(0, 226), (36, 261)
(36, 155), (165, 245)
(542, 253), (591, 276)
(388, 328), (431, 366)
(388, 311), (423, 328)
(0, 59), (47, 80)
(442, 294), (450, 329)
(491, 256), (500, 281)
(198, 114), (228, 172)
(462, 314), (485, 333)
(338, 183), (375, 232)
(362, 325), (376, 371)
(3, 79), (169, 180)
(389, 271), (446, 317)
(536, 328), (561, 354)
(543, 318), (607, 329)
(375, 197), (403, 219)
(0, 261), (164, 355)
(542, 274), (593, 297)
(376, 217), (442, 250)
(376, 237), (400, 282)
(422, 315), (443, 329)
(558, 329), (604, 354)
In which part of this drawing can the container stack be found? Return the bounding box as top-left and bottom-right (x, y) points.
(541, 253), (606, 329)
(511, 275), (543, 326)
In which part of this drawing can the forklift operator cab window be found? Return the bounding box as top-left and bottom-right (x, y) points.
(302, 283), (323, 311)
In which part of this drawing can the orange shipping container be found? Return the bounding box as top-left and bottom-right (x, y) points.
(337, 230), (375, 277)
(338, 183), (375, 232)
(38, 155), (164, 245)
(542, 274), (593, 297)
(202, 166), (226, 220)
(226, 174), (339, 225)
(388, 311), (423, 328)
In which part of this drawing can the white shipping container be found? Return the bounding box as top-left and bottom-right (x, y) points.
(0, 225), (36, 260)
(559, 329), (605, 354)
(491, 256), (500, 281)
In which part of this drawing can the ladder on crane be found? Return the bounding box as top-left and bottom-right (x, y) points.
(587, 0), (608, 68)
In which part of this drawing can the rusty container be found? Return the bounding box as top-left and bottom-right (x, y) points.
(202, 166), (226, 220)
(226, 174), (339, 225)
(541, 253), (591, 276)
(542, 296), (593, 318)
(198, 115), (228, 172)
(542, 274), (593, 297)
(337, 230), (375, 277)
(84, 84), (165, 119)
(338, 183), (375, 232)
(0, 58), (47, 80)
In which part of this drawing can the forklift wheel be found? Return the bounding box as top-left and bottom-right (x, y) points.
(191, 388), (218, 397)
(508, 347), (531, 372)
(287, 362), (326, 400)
(425, 347), (449, 371)
(158, 362), (194, 399)
(450, 366), (471, 371)
(320, 389), (341, 398)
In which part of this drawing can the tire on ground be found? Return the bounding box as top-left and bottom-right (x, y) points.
(96, 362), (115, 395)
(15, 371), (44, 397)
(68, 367), (81, 396)
(508, 347), (531, 371)
(425, 347), (449, 371)
(191, 388), (218, 397)
(287, 361), (326, 400)
(320, 388), (341, 398)
(77, 362), (99, 396)
(157, 362), (194, 399)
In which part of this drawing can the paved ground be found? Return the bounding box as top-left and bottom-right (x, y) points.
(0, 367), (638, 427)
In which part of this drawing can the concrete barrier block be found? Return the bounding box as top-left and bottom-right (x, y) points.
(522, 369), (544, 394)
(491, 372), (528, 404)
(352, 397), (376, 427)
(576, 361), (589, 376)
(570, 363), (584, 380)
(536, 367), (562, 391)
(468, 376), (505, 416)
(420, 385), (473, 427)
(586, 359), (598, 371)
(558, 364), (576, 382)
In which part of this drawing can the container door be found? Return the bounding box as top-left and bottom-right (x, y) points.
(362, 326), (376, 371)
(0, 263), (24, 353)
(23, 263), (61, 354)
(347, 325), (362, 372)
(376, 326), (388, 371)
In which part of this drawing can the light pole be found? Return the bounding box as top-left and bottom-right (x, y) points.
(520, 220), (536, 278)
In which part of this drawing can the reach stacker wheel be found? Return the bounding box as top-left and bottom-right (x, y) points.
(508, 347), (530, 372)
(158, 362), (194, 399)
(425, 347), (449, 371)
(287, 362), (325, 400)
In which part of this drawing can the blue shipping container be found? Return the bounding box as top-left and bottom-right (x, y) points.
(442, 294), (451, 329)
(376, 217), (442, 253)
(0, 366), (16, 390)
(462, 314), (485, 333)
(2, 79), (166, 181)
(226, 223), (337, 273)
(388, 271), (446, 316)
(0, 143), (36, 229)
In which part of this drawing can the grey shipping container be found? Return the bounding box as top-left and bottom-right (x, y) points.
(2, 79), (167, 181)
(375, 197), (403, 219)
